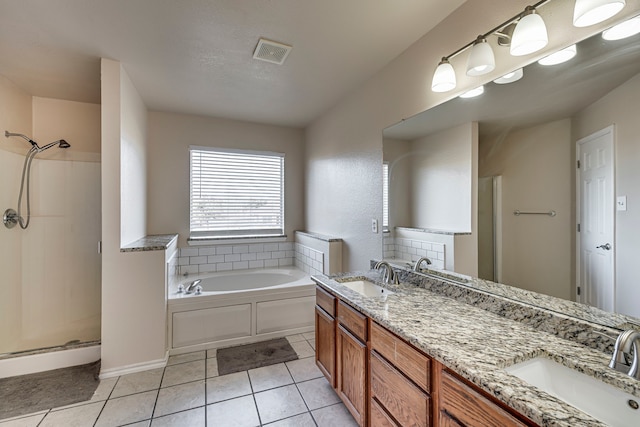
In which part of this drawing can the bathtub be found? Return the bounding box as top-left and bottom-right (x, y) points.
(167, 268), (315, 354)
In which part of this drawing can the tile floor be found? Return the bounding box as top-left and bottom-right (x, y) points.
(0, 332), (357, 427)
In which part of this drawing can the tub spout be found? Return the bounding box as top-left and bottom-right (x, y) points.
(185, 279), (202, 294)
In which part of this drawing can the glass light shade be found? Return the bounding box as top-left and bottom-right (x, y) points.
(466, 38), (495, 76)
(573, 0), (626, 27)
(431, 59), (456, 92)
(493, 68), (524, 84)
(459, 85), (484, 99)
(510, 11), (549, 56)
(602, 15), (640, 40)
(538, 44), (577, 66)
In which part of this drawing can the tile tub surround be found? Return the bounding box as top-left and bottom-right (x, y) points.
(294, 243), (324, 276)
(313, 271), (640, 427)
(0, 333), (358, 427)
(177, 242), (295, 276)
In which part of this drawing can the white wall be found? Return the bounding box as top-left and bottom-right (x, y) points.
(101, 59), (166, 374)
(304, 0), (640, 272)
(480, 119), (573, 300)
(146, 112), (305, 247)
(573, 72), (640, 317)
(383, 138), (411, 228)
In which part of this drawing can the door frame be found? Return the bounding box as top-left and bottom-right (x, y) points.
(575, 125), (615, 306)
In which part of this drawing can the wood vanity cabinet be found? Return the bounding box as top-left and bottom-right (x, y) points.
(315, 286), (336, 386)
(336, 300), (368, 426)
(313, 284), (538, 427)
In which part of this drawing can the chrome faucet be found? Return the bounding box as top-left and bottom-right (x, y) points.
(413, 257), (432, 272)
(184, 279), (202, 294)
(609, 329), (640, 380)
(374, 261), (399, 285)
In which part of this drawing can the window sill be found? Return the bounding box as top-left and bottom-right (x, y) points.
(187, 235), (288, 246)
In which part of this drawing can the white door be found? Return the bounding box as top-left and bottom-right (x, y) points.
(577, 126), (614, 312)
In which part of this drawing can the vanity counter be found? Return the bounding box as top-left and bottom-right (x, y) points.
(312, 270), (640, 427)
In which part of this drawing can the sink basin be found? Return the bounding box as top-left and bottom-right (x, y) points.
(505, 357), (640, 426)
(340, 280), (395, 298)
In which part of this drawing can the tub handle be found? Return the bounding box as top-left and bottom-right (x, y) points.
(194, 285), (203, 295)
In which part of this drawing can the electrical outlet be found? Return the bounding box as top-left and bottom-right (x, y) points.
(617, 196), (627, 211)
(371, 219), (378, 233)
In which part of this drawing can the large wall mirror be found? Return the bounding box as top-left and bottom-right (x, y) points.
(382, 19), (640, 326)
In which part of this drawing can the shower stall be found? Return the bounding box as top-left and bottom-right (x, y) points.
(0, 104), (101, 376)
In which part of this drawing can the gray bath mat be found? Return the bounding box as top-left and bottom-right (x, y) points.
(0, 360), (100, 420)
(217, 338), (298, 375)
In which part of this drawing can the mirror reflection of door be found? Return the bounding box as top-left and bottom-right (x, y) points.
(577, 126), (615, 312)
(478, 176), (501, 282)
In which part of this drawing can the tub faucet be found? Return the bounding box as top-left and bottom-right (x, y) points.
(609, 329), (640, 380)
(374, 261), (399, 285)
(185, 279), (202, 294)
(413, 257), (432, 272)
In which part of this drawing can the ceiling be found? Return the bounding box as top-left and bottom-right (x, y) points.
(0, 0), (465, 127)
(384, 27), (640, 140)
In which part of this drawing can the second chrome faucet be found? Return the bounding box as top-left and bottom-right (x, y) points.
(374, 261), (399, 285)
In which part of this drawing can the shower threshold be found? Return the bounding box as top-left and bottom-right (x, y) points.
(0, 339), (101, 361)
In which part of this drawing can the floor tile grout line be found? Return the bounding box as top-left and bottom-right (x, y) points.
(92, 375), (121, 427)
(147, 365), (166, 423)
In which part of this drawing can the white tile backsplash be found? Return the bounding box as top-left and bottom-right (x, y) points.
(383, 236), (446, 270)
(178, 243), (295, 275)
(294, 243), (324, 276)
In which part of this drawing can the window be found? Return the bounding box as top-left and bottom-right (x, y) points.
(382, 162), (389, 230)
(190, 146), (285, 239)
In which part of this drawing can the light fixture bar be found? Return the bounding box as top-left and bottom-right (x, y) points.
(440, 0), (553, 63)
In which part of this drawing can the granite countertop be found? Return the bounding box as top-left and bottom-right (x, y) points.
(312, 269), (640, 427)
(120, 234), (178, 252)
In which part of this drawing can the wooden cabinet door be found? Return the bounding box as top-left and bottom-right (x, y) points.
(337, 324), (367, 426)
(315, 306), (336, 387)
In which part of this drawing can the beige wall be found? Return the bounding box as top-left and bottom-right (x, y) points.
(304, 0), (640, 272)
(480, 119), (572, 300)
(410, 123), (475, 232)
(101, 59), (166, 374)
(146, 112), (305, 247)
(573, 72), (640, 317)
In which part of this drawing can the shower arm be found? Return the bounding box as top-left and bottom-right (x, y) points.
(5, 131), (39, 149)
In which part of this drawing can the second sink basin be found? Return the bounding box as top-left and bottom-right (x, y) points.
(340, 280), (395, 298)
(505, 357), (639, 427)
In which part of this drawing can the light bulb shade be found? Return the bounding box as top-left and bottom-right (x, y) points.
(602, 15), (640, 40)
(431, 59), (456, 92)
(510, 10), (549, 56)
(459, 85), (484, 99)
(493, 68), (524, 84)
(538, 44), (577, 66)
(573, 0), (626, 27)
(466, 38), (495, 76)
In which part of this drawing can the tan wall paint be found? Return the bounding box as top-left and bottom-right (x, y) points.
(305, 0), (640, 271)
(480, 119), (572, 300)
(146, 112), (305, 247)
(101, 59), (166, 373)
(573, 72), (640, 318)
(410, 123), (475, 232)
(32, 97), (101, 161)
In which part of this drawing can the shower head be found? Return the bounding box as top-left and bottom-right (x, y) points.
(58, 140), (70, 149)
(39, 139), (71, 151)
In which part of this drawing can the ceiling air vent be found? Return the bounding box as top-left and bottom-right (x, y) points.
(253, 38), (292, 65)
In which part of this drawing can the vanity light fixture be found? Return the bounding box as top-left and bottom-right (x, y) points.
(602, 15), (640, 39)
(431, 58), (457, 92)
(466, 36), (496, 76)
(510, 7), (549, 56)
(573, 0), (626, 27)
(459, 85), (485, 98)
(538, 44), (577, 65)
(493, 68), (524, 84)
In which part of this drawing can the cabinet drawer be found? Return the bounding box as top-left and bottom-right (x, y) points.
(371, 321), (430, 392)
(371, 398), (399, 427)
(316, 286), (336, 317)
(440, 370), (529, 427)
(371, 351), (429, 427)
(337, 300), (367, 342)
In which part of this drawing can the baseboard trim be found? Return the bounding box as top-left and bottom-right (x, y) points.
(99, 352), (169, 379)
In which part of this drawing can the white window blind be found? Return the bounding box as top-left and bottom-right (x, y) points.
(190, 147), (285, 238)
(382, 162), (389, 229)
